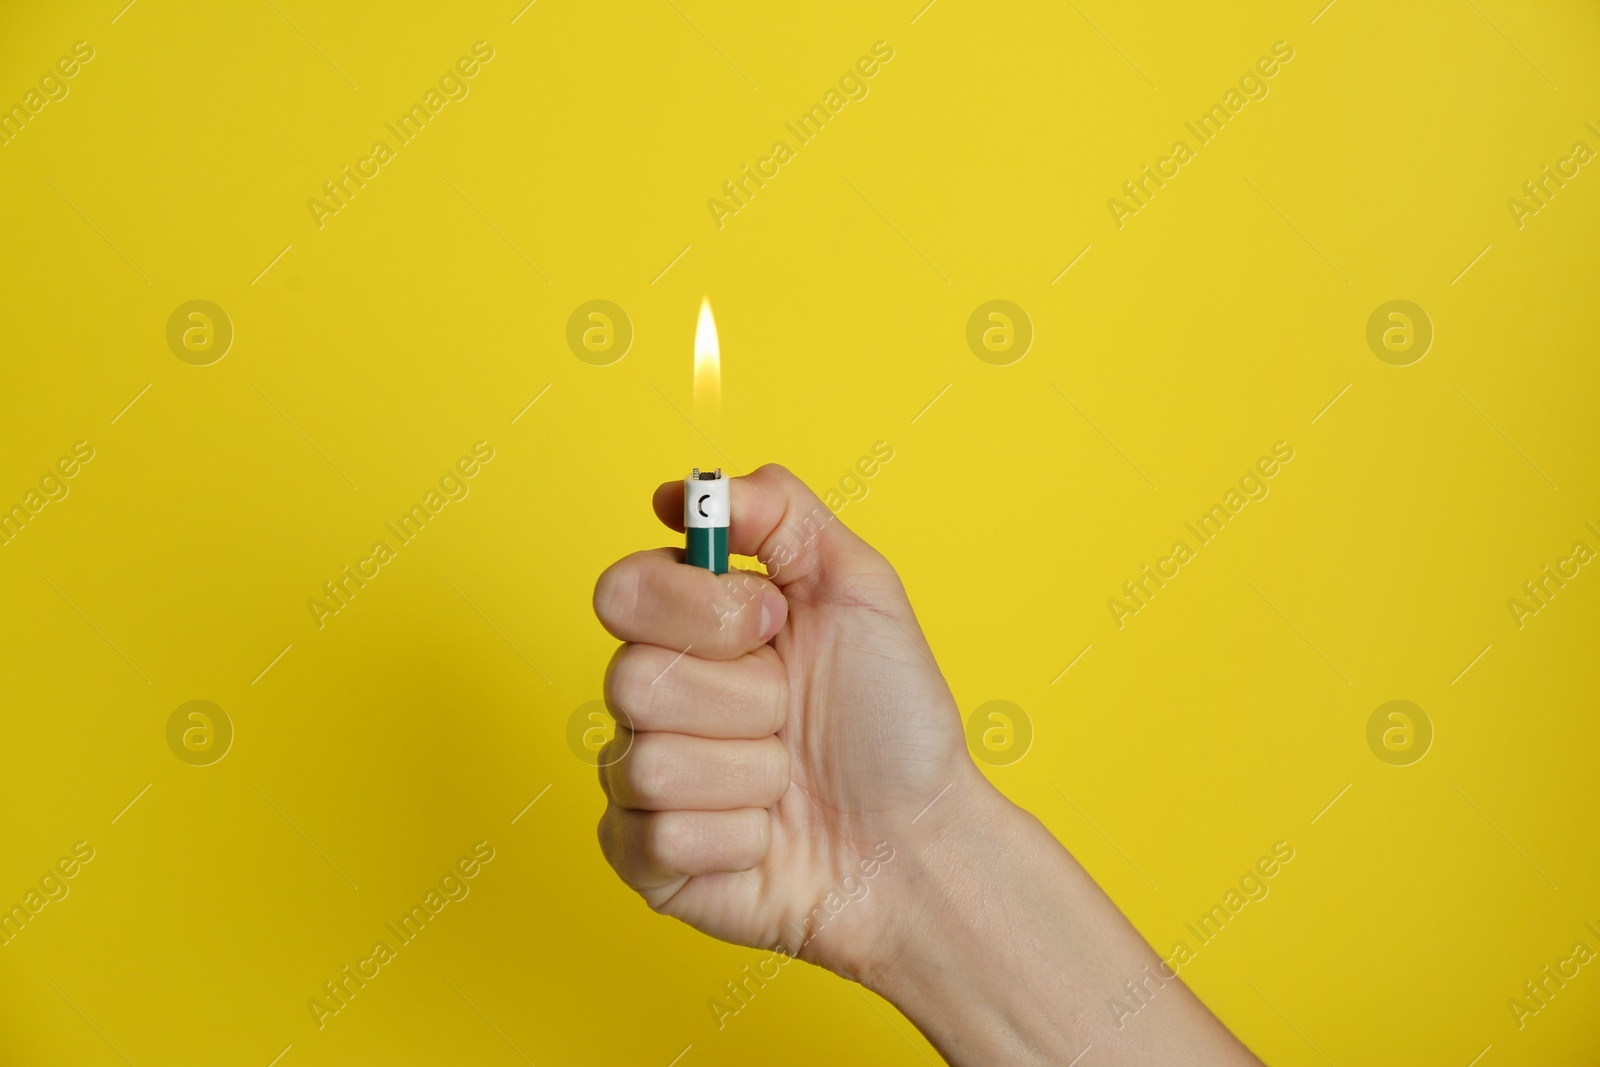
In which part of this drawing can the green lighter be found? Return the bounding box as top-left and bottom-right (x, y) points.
(684, 468), (730, 574)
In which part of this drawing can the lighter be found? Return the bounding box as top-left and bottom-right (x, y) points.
(684, 468), (730, 574)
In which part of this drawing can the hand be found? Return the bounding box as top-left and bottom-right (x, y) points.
(593, 465), (1264, 1065)
(591, 464), (992, 982)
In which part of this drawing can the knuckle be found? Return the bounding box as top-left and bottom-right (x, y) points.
(597, 724), (633, 770)
(623, 735), (673, 805)
(757, 462), (797, 486)
(592, 559), (639, 629)
(604, 646), (655, 725)
(752, 462), (788, 480)
(646, 811), (689, 865)
(595, 807), (622, 869)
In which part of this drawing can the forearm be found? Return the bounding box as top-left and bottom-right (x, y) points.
(864, 776), (1261, 1066)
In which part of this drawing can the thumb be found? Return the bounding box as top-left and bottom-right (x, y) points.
(652, 464), (889, 594)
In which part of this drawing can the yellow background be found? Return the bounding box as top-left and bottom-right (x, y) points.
(2, 0), (1597, 1063)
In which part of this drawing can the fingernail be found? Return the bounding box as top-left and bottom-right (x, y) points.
(759, 592), (786, 640)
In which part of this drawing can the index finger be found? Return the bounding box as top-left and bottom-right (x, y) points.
(593, 548), (786, 659)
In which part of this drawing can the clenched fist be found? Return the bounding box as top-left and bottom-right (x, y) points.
(592, 464), (1262, 1067)
(592, 464), (981, 982)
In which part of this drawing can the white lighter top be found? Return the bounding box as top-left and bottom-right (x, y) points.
(684, 469), (730, 528)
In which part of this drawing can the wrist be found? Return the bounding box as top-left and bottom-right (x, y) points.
(856, 763), (1031, 990)
(849, 772), (1263, 1067)
(855, 768), (1101, 1065)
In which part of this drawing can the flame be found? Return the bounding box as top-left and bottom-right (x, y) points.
(693, 296), (720, 421)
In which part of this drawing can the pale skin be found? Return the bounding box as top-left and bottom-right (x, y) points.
(593, 465), (1262, 1066)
